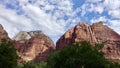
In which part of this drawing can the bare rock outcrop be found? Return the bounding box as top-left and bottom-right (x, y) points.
(13, 31), (55, 63)
(91, 22), (120, 61)
(56, 23), (97, 49)
(0, 24), (9, 41)
(56, 22), (120, 62)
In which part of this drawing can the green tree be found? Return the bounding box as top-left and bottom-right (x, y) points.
(17, 63), (24, 68)
(0, 39), (17, 68)
(47, 41), (120, 68)
(37, 61), (47, 68)
(22, 61), (38, 68)
(21, 60), (47, 68)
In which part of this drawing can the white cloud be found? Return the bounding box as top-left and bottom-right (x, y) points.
(103, 0), (120, 10)
(103, 0), (120, 18)
(0, 4), (33, 37)
(89, 4), (104, 14)
(108, 20), (120, 34)
(90, 16), (108, 23)
(0, 0), (79, 43)
(81, 0), (120, 35)
(81, 0), (105, 16)
(0, 0), (120, 43)
(108, 9), (120, 19)
(81, 0), (120, 17)
(86, 0), (102, 3)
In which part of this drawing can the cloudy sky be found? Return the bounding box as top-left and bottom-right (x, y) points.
(0, 0), (120, 43)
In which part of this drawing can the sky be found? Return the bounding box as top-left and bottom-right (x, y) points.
(0, 0), (120, 43)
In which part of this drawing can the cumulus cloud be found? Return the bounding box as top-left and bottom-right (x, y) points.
(0, 0), (80, 43)
(86, 0), (102, 3)
(80, 0), (120, 34)
(108, 20), (120, 34)
(0, 4), (33, 36)
(103, 0), (120, 18)
(0, 0), (120, 43)
(108, 10), (120, 19)
(90, 16), (108, 23)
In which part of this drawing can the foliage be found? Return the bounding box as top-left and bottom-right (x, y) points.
(46, 51), (60, 68)
(22, 61), (38, 68)
(17, 63), (24, 68)
(105, 61), (120, 68)
(0, 39), (17, 68)
(95, 43), (104, 50)
(37, 61), (47, 68)
(18, 61), (47, 68)
(1, 39), (118, 68)
(47, 41), (120, 68)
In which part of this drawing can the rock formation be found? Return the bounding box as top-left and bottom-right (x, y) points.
(13, 31), (55, 63)
(56, 22), (120, 62)
(0, 24), (9, 41)
(0, 24), (55, 63)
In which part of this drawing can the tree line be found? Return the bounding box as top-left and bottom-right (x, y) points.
(0, 40), (120, 68)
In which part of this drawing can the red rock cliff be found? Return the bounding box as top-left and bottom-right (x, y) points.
(56, 22), (120, 62)
(0, 24), (9, 41)
(13, 31), (55, 63)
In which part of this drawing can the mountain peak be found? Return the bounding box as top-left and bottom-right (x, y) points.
(93, 21), (103, 25)
(0, 24), (9, 41)
(0, 24), (3, 29)
(27, 30), (43, 37)
(13, 30), (55, 62)
(12, 30), (43, 41)
(56, 22), (120, 62)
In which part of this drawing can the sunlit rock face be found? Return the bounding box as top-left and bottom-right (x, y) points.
(56, 22), (120, 62)
(13, 31), (55, 63)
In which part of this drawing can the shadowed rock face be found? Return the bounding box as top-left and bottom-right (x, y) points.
(13, 31), (55, 63)
(56, 22), (120, 62)
(0, 24), (9, 41)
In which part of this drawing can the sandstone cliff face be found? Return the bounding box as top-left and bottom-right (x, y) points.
(13, 31), (55, 62)
(56, 23), (97, 49)
(56, 22), (120, 61)
(91, 22), (120, 61)
(0, 24), (9, 41)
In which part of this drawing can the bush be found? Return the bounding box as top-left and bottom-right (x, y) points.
(19, 61), (47, 68)
(37, 61), (47, 68)
(47, 41), (120, 68)
(0, 39), (17, 68)
(22, 61), (38, 68)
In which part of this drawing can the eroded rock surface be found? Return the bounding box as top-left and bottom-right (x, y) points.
(0, 24), (9, 41)
(13, 31), (55, 63)
(56, 22), (120, 61)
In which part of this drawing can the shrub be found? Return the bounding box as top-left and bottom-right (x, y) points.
(47, 41), (120, 68)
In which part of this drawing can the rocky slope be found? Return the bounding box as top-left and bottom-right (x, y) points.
(0, 24), (9, 41)
(13, 31), (55, 63)
(56, 22), (120, 62)
(0, 24), (55, 63)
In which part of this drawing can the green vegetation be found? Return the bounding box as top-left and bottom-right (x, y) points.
(17, 61), (47, 68)
(22, 61), (37, 68)
(47, 41), (120, 68)
(0, 39), (17, 68)
(0, 39), (120, 68)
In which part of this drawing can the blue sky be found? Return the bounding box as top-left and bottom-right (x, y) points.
(0, 0), (120, 43)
